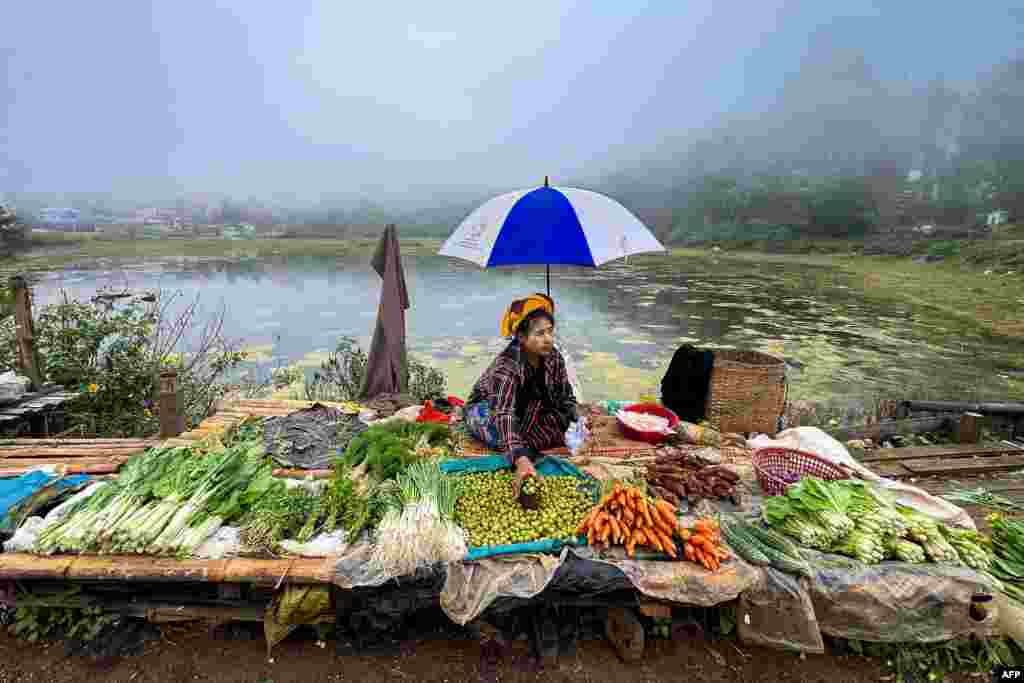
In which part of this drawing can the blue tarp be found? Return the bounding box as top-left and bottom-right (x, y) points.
(440, 455), (598, 560)
(0, 471), (91, 536)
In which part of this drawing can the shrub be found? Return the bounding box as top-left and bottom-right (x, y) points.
(304, 337), (446, 403)
(0, 288), (247, 437)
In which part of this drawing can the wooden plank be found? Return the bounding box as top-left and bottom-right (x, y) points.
(0, 456), (131, 467)
(0, 439), (155, 447)
(868, 462), (912, 478)
(902, 455), (1024, 476)
(0, 447), (151, 458)
(0, 554), (335, 585)
(859, 445), (1024, 463)
(0, 464), (121, 477)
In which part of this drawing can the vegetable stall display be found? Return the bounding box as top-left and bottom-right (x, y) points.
(742, 477), (996, 570)
(644, 450), (740, 507)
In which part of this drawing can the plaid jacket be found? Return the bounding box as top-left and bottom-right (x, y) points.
(467, 340), (578, 454)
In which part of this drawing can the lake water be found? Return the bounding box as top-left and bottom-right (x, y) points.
(28, 253), (1024, 409)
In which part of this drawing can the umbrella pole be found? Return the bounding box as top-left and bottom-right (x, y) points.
(546, 264), (550, 297)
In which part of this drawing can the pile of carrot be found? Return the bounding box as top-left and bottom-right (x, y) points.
(575, 482), (681, 558)
(681, 518), (729, 571)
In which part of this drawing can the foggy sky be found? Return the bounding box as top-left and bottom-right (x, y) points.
(3, 2), (1022, 204)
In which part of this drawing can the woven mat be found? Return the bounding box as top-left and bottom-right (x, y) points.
(456, 414), (658, 459)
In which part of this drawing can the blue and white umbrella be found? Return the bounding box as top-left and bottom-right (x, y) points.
(439, 178), (666, 295)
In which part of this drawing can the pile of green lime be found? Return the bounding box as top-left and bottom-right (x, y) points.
(452, 471), (593, 548)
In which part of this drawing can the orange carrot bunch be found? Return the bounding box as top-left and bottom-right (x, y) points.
(681, 518), (730, 571)
(576, 482), (681, 559)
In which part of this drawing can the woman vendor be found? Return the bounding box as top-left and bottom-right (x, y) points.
(465, 293), (579, 495)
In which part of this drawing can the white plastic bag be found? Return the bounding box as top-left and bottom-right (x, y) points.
(279, 529), (349, 558)
(565, 417), (590, 456)
(3, 516), (46, 553)
(195, 526), (241, 559)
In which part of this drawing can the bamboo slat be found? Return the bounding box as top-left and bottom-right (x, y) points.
(0, 446), (151, 458)
(0, 456), (131, 467)
(0, 464), (120, 477)
(0, 439), (156, 447)
(859, 445), (1024, 463)
(0, 553), (335, 585)
(902, 454), (1024, 476)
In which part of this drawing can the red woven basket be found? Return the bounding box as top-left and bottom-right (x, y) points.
(752, 446), (851, 496)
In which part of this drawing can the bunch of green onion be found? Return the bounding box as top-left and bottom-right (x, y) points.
(370, 461), (466, 576)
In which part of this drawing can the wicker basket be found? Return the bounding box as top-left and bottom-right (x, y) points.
(703, 350), (786, 435)
(752, 447), (851, 496)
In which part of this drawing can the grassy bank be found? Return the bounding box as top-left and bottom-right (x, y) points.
(670, 245), (1024, 341)
(1, 236), (447, 275)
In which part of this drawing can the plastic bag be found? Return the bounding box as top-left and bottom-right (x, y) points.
(565, 417), (590, 457)
(279, 529), (349, 558)
(194, 526), (241, 559)
(3, 516), (46, 553)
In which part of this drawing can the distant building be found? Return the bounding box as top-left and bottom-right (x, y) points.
(39, 207), (80, 226)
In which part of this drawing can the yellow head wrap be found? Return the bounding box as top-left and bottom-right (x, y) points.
(500, 293), (554, 338)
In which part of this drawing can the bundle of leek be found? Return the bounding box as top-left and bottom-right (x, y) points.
(370, 461), (466, 576)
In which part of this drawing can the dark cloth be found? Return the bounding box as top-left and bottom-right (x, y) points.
(467, 339), (577, 459)
(359, 225), (410, 400)
(660, 344), (715, 423)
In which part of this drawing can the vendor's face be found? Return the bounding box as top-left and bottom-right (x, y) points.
(520, 318), (555, 356)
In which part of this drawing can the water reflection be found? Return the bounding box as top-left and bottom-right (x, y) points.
(29, 253), (1024, 404)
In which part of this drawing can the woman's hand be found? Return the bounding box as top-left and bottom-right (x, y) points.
(512, 455), (539, 498)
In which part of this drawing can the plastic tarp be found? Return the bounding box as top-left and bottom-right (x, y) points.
(736, 550), (1002, 653)
(738, 567), (824, 653)
(440, 545), (760, 626)
(0, 472), (91, 538)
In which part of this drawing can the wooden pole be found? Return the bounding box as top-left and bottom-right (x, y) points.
(10, 275), (43, 392)
(958, 412), (982, 444)
(159, 368), (185, 438)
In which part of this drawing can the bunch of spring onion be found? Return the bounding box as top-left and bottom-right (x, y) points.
(146, 442), (265, 555)
(32, 446), (182, 555)
(369, 461), (466, 576)
(164, 450), (279, 556)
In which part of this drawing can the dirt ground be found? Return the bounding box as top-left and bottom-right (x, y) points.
(0, 624), (987, 683)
